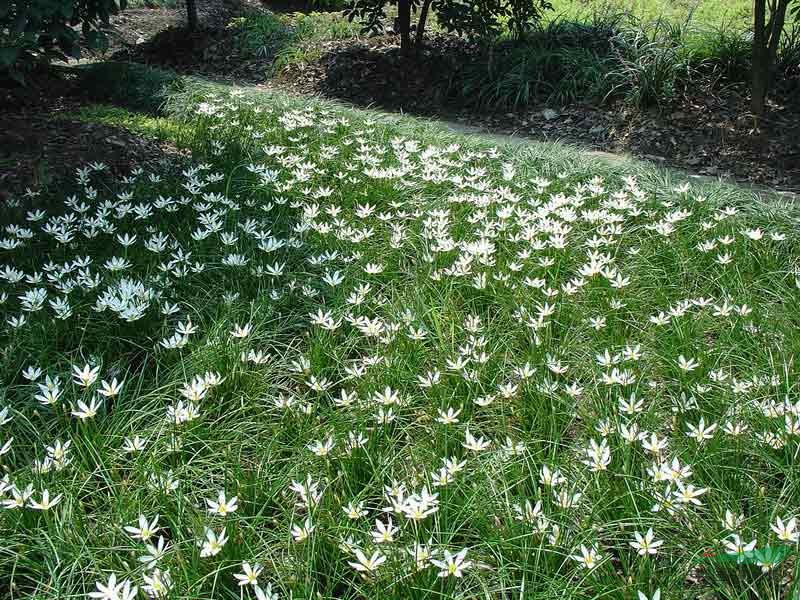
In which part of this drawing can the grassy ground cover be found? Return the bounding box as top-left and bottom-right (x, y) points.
(1, 75), (799, 600)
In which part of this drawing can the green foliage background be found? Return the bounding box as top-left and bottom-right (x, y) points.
(0, 0), (126, 81)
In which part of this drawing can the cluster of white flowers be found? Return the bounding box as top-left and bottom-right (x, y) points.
(0, 91), (798, 599)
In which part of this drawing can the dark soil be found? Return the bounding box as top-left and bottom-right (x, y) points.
(274, 36), (800, 192)
(79, 0), (245, 64)
(0, 70), (187, 200)
(110, 24), (266, 82)
(103, 8), (800, 191)
(104, 8), (183, 53)
(103, 0), (274, 81)
(4, 5), (800, 195)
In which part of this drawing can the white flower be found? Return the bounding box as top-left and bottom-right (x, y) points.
(206, 490), (238, 515)
(98, 378), (124, 398)
(28, 489), (63, 511)
(430, 548), (472, 578)
(125, 514), (160, 542)
(677, 355), (700, 372)
(348, 549), (387, 574)
(199, 527), (228, 557)
(234, 562), (263, 586)
(630, 528), (664, 556)
(230, 323), (252, 338)
(723, 534), (757, 555)
(291, 517), (314, 542)
(89, 574), (137, 600)
(770, 516), (798, 542)
(570, 544), (603, 570)
(71, 396), (102, 420)
(371, 517), (398, 544)
(72, 364), (100, 388)
(142, 569), (172, 598)
(139, 536), (169, 570)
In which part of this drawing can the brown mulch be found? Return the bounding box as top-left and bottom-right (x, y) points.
(3, 5), (800, 195)
(109, 24), (266, 82)
(103, 8), (183, 53)
(76, 1), (246, 65)
(103, 11), (800, 191)
(100, 1), (275, 81)
(273, 35), (800, 192)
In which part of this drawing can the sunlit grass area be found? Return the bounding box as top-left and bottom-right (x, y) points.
(549, 0), (754, 27)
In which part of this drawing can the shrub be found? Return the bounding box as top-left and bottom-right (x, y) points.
(446, 10), (800, 112)
(231, 12), (293, 59)
(272, 44), (324, 73)
(292, 11), (362, 41)
(232, 10), (359, 66)
(0, 0), (126, 83)
(604, 19), (700, 109)
(345, 0), (554, 52)
(686, 24), (752, 82)
(456, 13), (622, 109)
(459, 43), (610, 108)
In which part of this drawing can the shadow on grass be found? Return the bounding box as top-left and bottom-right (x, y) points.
(70, 60), (799, 202)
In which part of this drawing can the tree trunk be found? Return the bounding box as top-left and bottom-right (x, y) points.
(751, 0), (790, 120)
(186, 0), (198, 31)
(766, 0), (789, 67)
(397, 0), (411, 52)
(415, 0), (433, 49)
(752, 0), (769, 117)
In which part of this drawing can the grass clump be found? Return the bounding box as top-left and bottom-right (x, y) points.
(230, 9), (360, 71)
(458, 13), (621, 108)
(230, 11), (295, 59)
(2, 78), (800, 600)
(602, 18), (701, 109)
(76, 61), (184, 114)
(455, 11), (800, 111)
